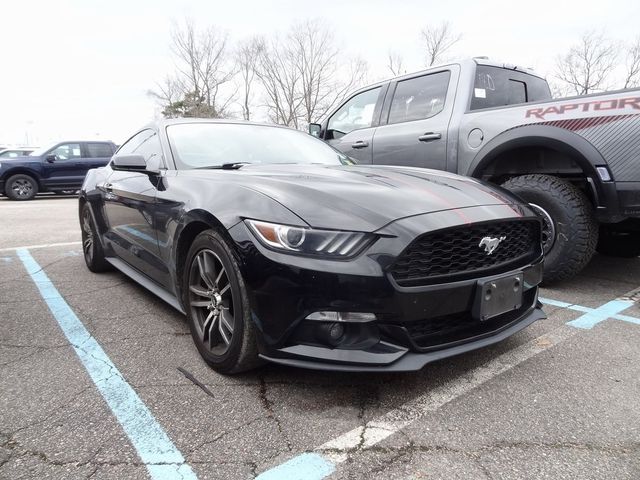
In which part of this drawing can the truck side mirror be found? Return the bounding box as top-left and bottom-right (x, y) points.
(45, 154), (57, 163)
(308, 123), (322, 138)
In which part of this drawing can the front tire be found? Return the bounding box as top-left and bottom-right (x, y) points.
(80, 203), (111, 272)
(502, 174), (598, 283)
(5, 174), (38, 200)
(183, 229), (261, 374)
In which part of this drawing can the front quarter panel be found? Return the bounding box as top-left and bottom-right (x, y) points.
(154, 170), (308, 294)
(80, 166), (111, 239)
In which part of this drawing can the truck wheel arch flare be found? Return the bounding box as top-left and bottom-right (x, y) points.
(468, 125), (606, 186)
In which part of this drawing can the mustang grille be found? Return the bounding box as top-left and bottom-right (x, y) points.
(390, 220), (541, 286)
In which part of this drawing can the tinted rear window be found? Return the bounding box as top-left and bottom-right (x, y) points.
(470, 65), (551, 110)
(86, 143), (113, 158)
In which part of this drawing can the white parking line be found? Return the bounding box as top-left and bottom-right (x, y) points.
(320, 325), (577, 459)
(0, 241), (81, 252)
(257, 324), (579, 479)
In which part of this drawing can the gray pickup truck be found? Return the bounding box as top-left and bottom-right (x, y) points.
(309, 58), (640, 282)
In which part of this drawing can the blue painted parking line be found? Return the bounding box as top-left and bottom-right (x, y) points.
(540, 296), (639, 329)
(255, 453), (335, 480)
(16, 249), (198, 480)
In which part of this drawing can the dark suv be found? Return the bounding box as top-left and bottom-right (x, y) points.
(0, 140), (117, 200)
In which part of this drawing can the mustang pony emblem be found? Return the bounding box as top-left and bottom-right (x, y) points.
(479, 236), (506, 255)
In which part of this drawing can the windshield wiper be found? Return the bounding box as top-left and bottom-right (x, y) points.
(220, 162), (251, 169)
(195, 162), (252, 170)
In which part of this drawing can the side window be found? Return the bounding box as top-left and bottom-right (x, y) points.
(508, 80), (527, 104)
(387, 71), (450, 125)
(50, 143), (82, 160)
(116, 130), (154, 156)
(133, 132), (162, 163)
(86, 143), (114, 158)
(327, 87), (381, 138)
(114, 130), (162, 164)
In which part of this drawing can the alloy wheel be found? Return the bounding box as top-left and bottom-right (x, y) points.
(188, 249), (236, 355)
(12, 179), (33, 199)
(81, 208), (94, 263)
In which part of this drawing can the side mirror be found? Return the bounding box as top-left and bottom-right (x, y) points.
(308, 123), (322, 138)
(45, 154), (57, 163)
(111, 154), (148, 172)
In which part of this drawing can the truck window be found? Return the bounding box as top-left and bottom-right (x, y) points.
(387, 71), (450, 124)
(50, 143), (82, 160)
(327, 87), (381, 138)
(86, 143), (114, 158)
(470, 65), (551, 110)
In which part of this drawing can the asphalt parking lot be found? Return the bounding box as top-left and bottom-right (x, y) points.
(1, 196), (639, 480)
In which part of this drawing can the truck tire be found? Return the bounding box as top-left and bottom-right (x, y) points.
(5, 174), (39, 200)
(596, 228), (640, 258)
(501, 175), (598, 283)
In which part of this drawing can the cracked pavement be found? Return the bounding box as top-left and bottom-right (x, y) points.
(1, 196), (639, 479)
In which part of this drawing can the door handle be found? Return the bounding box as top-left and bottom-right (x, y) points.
(418, 132), (442, 142)
(351, 140), (369, 149)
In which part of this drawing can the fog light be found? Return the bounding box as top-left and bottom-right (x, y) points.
(305, 311), (376, 322)
(328, 323), (344, 341)
(316, 322), (346, 346)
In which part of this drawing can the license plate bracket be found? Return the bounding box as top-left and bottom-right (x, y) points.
(472, 273), (523, 321)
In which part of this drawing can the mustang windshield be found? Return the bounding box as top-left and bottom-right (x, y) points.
(167, 123), (352, 169)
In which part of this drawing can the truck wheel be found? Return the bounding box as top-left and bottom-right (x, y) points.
(501, 175), (598, 283)
(596, 228), (640, 258)
(5, 174), (38, 200)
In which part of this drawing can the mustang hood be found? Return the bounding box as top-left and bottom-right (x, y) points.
(199, 164), (527, 232)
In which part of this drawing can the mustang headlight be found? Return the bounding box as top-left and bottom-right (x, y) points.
(245, 220), (373, 257)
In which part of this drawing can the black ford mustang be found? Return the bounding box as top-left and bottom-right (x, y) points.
(79, 119), (545, 374)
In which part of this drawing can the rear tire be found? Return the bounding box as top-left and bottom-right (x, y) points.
(5, 174), (38, 200)
(80, 203), (111, 273)
(596, 227), (640, 258)
(183, 229), (262, 374)
(501, 174), (598, 283)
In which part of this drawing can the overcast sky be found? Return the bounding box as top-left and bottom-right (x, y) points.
(1, 0), (638, 146)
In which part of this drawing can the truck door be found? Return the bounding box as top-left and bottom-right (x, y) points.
(372, 69), (453, 171)
(324, 85), (386, 164)
(41, 142), (85, 188)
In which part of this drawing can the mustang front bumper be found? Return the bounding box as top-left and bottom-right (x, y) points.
(229, 206), (545, 372)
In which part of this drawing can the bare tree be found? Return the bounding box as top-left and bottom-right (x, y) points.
(256, 36), (303, 127)
(387, 51), (406, 76)
(623, 36), (640, 89)
(148, 76), (183, 108)
(548, 79), (573, 99)
(421, 21), (461, 67)
(235, 37), (264, 120)
(151, 19), (235, 118)
(293, 20), (367, 125)
(256, 19), (367, 128)
(554, 31), (618, 95)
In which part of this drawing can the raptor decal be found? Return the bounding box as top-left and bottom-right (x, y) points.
(526, 97), (640, 120)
